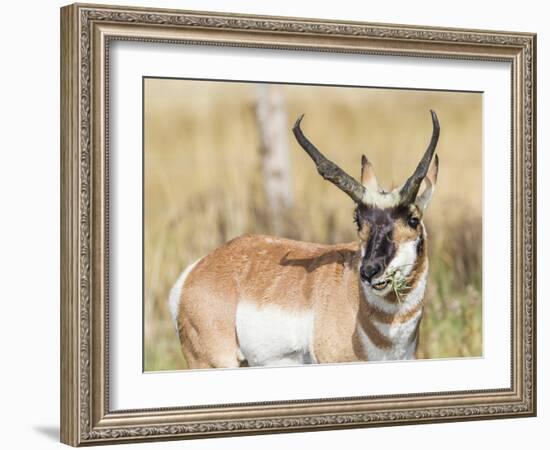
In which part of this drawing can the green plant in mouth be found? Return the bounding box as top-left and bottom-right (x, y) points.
(386, 265), (414, 303)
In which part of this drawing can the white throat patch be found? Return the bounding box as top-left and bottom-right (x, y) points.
(358, 268), (428, 361)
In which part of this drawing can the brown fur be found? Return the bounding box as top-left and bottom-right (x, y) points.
(358, 222), (370, 242)
(392, 206), (422, 244)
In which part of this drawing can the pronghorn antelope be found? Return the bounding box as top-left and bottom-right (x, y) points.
(170, 111), (440, 368)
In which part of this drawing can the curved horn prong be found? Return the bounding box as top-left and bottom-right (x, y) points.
(293, 114), (366, 204)
(399, 110), (440, 204)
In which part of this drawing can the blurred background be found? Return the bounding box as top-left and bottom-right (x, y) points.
(144, 78), (482, 371)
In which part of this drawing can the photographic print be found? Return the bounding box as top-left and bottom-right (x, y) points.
(143, 79), (482, 371)
(61, 4), (535, 444)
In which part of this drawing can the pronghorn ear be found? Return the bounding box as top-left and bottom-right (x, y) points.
(415, 154), (439, 212)
(360, 155), (379, 191)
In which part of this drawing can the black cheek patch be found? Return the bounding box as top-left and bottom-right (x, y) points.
(416, 233), (425, 256)
(358, 206), (399, 273)
(353, 207), (361, 231)
(380, 229), (396, 265)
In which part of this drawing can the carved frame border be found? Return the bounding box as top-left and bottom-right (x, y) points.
(60, 3), (536, 446)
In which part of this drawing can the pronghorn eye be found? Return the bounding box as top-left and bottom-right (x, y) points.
(407, 216), (420, 229)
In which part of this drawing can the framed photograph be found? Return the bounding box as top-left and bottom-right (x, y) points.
(60, 3), (536, 446)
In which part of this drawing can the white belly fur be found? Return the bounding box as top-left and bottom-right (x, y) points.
(236, 301), (317, 367)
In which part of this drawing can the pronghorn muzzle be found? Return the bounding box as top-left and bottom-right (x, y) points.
(358, 208), (396, 287)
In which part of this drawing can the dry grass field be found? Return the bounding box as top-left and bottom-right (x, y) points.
(143, 78), (482, 371)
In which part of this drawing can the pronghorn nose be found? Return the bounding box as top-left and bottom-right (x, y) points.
(360, 263), (382, 283)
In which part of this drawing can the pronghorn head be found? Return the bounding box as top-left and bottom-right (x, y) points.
(293, 111), (440, 299)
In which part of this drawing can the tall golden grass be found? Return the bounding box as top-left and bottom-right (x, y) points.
(144, 79), (482, 371)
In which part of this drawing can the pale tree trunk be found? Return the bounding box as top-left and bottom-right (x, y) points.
(255, 84), (293, 234)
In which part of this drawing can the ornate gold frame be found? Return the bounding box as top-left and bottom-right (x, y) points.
(60, 3), (536, 446)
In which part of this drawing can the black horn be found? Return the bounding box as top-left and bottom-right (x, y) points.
(399, 110), (440, 205)
(293, 114), (366, 204)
